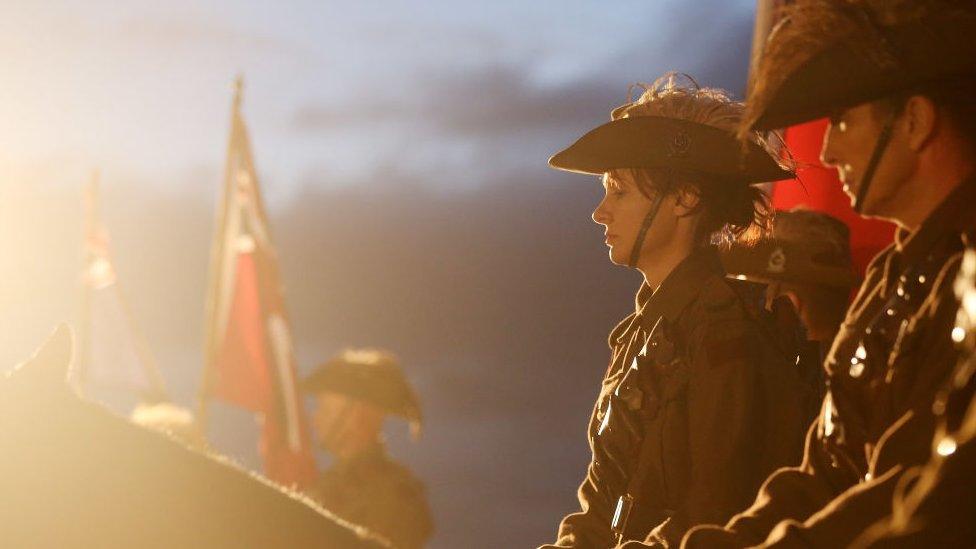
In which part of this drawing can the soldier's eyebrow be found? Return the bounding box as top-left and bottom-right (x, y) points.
(603, 173), (623, 191)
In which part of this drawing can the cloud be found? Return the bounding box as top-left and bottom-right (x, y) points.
(288, 4), (755, 150)
(611, 1), (756, 95)
(290, 64), (615, 138)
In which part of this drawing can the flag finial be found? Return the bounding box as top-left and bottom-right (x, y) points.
(233, 74), (245, 111)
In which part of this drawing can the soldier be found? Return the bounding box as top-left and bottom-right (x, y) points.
(301, 349), (432, 549)
(540, 74), (808, 548)
(682, 1), (976, 547)
(721, 208), (856, 417)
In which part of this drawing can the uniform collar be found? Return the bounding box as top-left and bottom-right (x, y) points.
(880, 174), (976, 294)
(609, 247), (725, 344)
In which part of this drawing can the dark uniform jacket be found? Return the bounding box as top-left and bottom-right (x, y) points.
(683, 178), (976, 549)
(541, 247), (808, 548)
(310, 444), (433, 549)
(852, 248), (976, 548)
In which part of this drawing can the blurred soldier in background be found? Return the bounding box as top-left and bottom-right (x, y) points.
(683, 1), (976, 547)
(721, 208), (856, 417)
(301, 349), (432, 549)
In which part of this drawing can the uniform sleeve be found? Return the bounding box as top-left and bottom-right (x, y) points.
(853, 426), (976, 547)
(680, 408), (841, 548)
(539, 459), (615, 548)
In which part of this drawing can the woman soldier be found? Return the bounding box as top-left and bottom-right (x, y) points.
(539, 75), (809, 548)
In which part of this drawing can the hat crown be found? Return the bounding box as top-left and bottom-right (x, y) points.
(746, 0), (976, 131)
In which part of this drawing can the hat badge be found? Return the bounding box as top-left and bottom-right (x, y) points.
(666, 130), (691, 158)
(767, 247), (787, 273)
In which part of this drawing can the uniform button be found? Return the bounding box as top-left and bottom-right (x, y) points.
(849, 342), (867, 378)
(937, 436), (958, 457)
(952, 326), (967, 343)
(918, 274), (927, 284)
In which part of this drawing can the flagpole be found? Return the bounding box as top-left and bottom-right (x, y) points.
(75, 171), (100, 396)
(748, 0), (784, 96)
(111, 270), (169, 403)
(198, 75), (245, 433)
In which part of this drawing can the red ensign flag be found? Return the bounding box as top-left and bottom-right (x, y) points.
(201, 78), (317, 487)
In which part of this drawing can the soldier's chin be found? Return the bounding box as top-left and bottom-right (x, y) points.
(608, 245), (631, 266)
(841, 182), (858, 207)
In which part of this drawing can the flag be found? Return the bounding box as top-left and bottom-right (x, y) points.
(200, 78), (317, 488)
(75, 173), (168, 404)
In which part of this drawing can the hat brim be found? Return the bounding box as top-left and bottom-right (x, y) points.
(549, 116), (792, 183)
(720, 240), (856, 288)
(301, 365), (423, 424)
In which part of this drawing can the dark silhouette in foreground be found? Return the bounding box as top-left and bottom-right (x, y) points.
(0, 326), (387, 549)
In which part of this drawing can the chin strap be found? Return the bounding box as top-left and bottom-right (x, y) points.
(853, 111), (898, 213)
(628, 193), (666, 268)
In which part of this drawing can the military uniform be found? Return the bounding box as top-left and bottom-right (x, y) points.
(309, 443), (432, 549)
(541, 247), (806, 548)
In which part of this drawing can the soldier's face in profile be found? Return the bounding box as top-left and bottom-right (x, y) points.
(592, 170), (678, 266)
(821, 102), (914, 220)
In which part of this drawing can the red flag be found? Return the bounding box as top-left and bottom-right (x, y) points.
(772, 119), (895, 276)
(201, 78), (317, 487)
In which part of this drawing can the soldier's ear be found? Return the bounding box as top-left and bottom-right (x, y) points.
(672, 185), (701, 216)
(10, 324), (75, 384)
(903, 94), (938, 152)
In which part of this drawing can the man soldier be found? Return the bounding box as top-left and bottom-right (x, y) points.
(721, 208), (856, 418)
(301, 349), (432, 549)
(683, 1), (976, 547)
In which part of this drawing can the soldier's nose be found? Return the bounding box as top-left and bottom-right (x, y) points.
(592, 199), (611, 225)
(820, 127), (840, 167)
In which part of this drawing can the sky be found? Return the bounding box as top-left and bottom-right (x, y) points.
(0, 1), (761, 547)
(0, 0), (756, 199)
